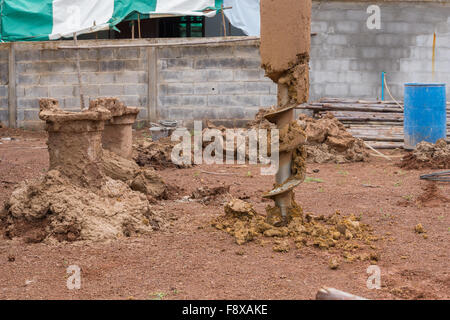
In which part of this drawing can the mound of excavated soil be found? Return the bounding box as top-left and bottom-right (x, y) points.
(1, 98), (169, 243)
(212, 199), (379, 263)
(133, 137), (192, 170)
(400, 139), (450, 170)
(1, 170), (165, 243)
(249, 109), (368, 164)
(102, 149), (174, 202)
(298, 113), (369, 164)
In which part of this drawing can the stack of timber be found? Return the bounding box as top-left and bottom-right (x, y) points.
(296, 98), (450, 149)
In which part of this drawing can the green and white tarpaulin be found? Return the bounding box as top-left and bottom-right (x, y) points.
(0, 0), (223, 42)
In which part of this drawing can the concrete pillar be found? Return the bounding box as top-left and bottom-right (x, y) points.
(39, 98), (112, 188)
(94, 98), (140, 159)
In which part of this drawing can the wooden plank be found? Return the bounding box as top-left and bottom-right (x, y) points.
(321, 111), (450, 123)
(365, 142), (404, 149)
(318, 97), (450, 106)
(308, 101), (450, 113)
(357, 136), (404, 142)
(339, 117), (403, 122)
(298, 104), (403, 113)
(303, 100), (450, 144)
(321, 111), (403, 119)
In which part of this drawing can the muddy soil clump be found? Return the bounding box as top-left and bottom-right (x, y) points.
(213, 199), (379, 262)
(1, 170), (165, 243)
(399, 139), (450, 170)
(102, 149), (174, 202)
(250, 110), (368, 164)
(190, 185), (230, 205)
(298, 113), (369, 164)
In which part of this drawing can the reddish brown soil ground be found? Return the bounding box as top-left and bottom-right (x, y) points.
(0, 128), (449, 300)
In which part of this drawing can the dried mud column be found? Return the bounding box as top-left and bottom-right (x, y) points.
(260, 0), (311, 225)
(97, 98), (140, 159)
(39, 98), (112, 188)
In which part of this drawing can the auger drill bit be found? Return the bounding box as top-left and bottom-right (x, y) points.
(262, 84), (306, 226)
(260, 0), (311, 226)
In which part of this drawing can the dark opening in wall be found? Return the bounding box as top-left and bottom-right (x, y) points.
(113, 16), (205, 39)
(159, 16), (205, 38)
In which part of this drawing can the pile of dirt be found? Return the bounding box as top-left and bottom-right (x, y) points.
(133, 137), (192, 170)
(399, 139), (450, 170)
(212, 199), (379, 263)
(248, 110), (368, 164)
(1, 98), (168, 243)
(1, 170), (165, 243)
(298, 113), (369, 164)
(102, 149), (174, 202)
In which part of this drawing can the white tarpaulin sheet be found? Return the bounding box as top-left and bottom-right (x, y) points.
(223, 0), (260, 36)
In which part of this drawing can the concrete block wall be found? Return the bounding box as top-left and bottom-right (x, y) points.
(13, 41), (149, 128)
(157, 43), (276, 127)
(310, 1), (450, 100)
(0, 47), (8, 125)
(2, 38), (274, 129)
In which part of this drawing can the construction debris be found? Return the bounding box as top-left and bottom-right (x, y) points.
(400, 139), (450, 170)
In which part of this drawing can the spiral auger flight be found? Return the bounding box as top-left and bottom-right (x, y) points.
(262, 83), (307, 227)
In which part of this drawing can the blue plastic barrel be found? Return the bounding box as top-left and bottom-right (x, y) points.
(404, 83), (447, 150)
